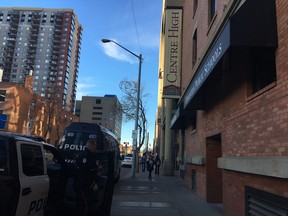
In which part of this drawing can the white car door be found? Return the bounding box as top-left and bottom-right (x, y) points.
(16, 141), (50, 216)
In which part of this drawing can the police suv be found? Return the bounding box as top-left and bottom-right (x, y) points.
(0, 133), (68, 216)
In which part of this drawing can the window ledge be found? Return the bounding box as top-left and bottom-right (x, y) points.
(247, 81), (276, 102)
(218, 156), (288, 178)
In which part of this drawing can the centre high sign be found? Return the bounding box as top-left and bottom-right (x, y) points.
(163, 9), (182, 99)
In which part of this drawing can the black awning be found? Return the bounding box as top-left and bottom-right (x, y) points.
(170, 103), (184, 129)
(170, 102), (197, 129)
(171, 0), (277, 129)
(230, 0), (277, 48)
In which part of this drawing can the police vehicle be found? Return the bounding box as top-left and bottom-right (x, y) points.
(56, 122), (119, 215)
(0, 130), (115, 216)
(0, 132), (68, 216)
(58, 122), (121, 183)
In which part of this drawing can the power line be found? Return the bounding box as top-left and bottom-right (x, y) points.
(130, 0), (142, 54)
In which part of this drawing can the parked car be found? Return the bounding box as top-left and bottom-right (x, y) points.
(121, 156), (133, 168)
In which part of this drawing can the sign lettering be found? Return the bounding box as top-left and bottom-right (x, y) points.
(163, 9), (182, 98)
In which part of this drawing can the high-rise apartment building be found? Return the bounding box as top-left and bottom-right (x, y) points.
(76, 95), (122, 141)
(0, 7), (82, 112)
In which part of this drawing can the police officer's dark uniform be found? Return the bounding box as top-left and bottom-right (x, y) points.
(74, 139), (99, 216)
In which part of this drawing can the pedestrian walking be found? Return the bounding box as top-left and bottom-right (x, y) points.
(154, 155), (161, 175)
(141, 152), (147, 172)
(147, 155), (154, 178)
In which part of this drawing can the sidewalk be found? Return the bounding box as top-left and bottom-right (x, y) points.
(110, 170), (224, 216)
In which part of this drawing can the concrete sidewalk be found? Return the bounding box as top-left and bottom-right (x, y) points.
(110, 170), (223, 216)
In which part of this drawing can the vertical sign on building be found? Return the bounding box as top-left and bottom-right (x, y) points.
(163, 9), (182, 99)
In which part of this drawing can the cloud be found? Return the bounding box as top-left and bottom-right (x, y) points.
(100, 40), (135, 64)
(76, 78), (99, 100)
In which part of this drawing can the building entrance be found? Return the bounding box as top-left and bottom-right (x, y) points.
(206, 134), (223, 203)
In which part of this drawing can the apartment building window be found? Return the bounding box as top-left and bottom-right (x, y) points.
(192, 29), (197, 68)
(193, 0), (198, 17)
(250, 47), (276, 94)
(209, 0), (217, 23)
(92, 117), (102, 121)
(92, 112), (102, 115)
(96, 99), (101, 104)
(93, 106), (103, 110)
(190, 113), (197, 131)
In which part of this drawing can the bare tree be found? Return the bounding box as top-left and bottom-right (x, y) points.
(119, 80), (148, 152)
(42, 81), (63, 141)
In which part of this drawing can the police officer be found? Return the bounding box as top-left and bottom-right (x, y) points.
(74, 138), (99, 216)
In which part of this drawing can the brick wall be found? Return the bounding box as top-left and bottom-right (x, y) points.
(0, 83), (78, 145)
(185, 164), (206, 200)
(223, 170), (288, 216)
(182, 0), (230, 92)
(181, 0), (288, 213)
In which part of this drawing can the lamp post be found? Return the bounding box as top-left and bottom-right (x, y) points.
(102, 39), (142, 178)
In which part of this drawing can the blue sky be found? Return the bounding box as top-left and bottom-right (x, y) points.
(1, 0), (162, 145)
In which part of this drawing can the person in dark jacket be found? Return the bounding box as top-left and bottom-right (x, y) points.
(147, 155), (154, 178)
(74, 139), (100, 216)
(154, 155), (161, 176)
(141, 152), (147, 172)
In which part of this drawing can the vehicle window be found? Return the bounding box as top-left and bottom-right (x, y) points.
(44, 149), (61, 171)
(64, 132), (97, 147)
(21, 144), (44, 176)
(103, 136), (114, 151)
(0, 140), (8, 176)
(96, 153), (110, 177)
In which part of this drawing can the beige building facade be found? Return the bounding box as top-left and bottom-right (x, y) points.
(76, 95), (122, 141)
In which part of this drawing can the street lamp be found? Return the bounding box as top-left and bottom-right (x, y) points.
(102, 39), (142, 178)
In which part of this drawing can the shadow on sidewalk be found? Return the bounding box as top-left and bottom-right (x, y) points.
(111, 169), (223, 216)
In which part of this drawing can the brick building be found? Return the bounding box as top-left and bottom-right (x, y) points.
(156, 0), (288, 215)
(0, 74), (78, 145)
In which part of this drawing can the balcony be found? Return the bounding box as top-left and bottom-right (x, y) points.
(50, 54), (58, 59)
(53, 34), (61, 40)
(9, 27), (18, 33)
(49, 60), (58, 66)
(10, 21), (19, 27)
(6, 42), (16, 47)
(29, 33), (39, 38)
(28, 44), (37, 49)
(27, 49), (36, 54)
(52, 40), (60, 45)
(49, 66), (58, 71)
